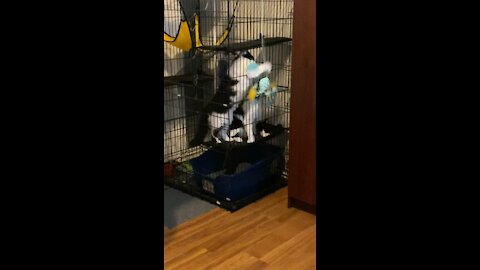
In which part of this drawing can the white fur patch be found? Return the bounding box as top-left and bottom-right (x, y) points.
(260, 130), (270, 137)
(209, 112), (229, 129)
(246, 62), (272, 78)
(232, 137), (243, 142)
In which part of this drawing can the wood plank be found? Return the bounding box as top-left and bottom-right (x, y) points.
(288, 0), (317, 211)
(164, 246), (209, 270)
(165, 188), (287, 250)
(164, 188), (316, 269)
(260, 224), (316, 264)
(211, 252), (267, 270)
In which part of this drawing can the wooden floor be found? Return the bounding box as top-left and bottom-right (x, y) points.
(164, 187), (316, 270)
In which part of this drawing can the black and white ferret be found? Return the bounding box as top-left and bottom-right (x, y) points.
(189, 51), (272, 147)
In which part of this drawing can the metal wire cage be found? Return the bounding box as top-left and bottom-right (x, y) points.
(164, 0), (293, 211)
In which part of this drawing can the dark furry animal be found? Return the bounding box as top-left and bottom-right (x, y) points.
(189, 51), (254, 147)
(189, 75), (241, 147)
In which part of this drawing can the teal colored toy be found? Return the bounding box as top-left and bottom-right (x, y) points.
(264, 83), (279, 107)
(258, 77), (270, 96)
(245, 61), (278, 105)
(246, 62), (260, 77)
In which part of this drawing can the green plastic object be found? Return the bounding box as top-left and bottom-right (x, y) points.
(176, 161), (194, 174)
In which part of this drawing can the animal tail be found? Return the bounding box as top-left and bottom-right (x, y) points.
(189, 114), (209, 147)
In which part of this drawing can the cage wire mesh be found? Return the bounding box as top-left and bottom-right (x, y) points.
(164, 0), (293, 210)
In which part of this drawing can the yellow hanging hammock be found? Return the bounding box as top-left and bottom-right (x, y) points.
(163, 1), (237, 52)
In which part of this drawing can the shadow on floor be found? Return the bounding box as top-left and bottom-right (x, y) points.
(164, 186), (216, 229)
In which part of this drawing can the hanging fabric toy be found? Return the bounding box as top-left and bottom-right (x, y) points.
(245, 61), (278, 105)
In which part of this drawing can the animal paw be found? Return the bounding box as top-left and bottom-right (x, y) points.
(229, 129), (239, 137)
(260, 130), (270, 137)
(247, 138), (255, 143)
(232, 137), (243, 142)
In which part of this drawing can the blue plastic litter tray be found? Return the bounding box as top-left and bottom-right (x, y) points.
(189, 143), (284, 201)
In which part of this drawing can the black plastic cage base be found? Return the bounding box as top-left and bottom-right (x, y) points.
(165, 129), (288, 212)
(164, 169), (287, 213)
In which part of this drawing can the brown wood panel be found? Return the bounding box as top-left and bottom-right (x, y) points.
(288, 197), (316, 215)
(288, 0), (317, 211)
(164, 188), (316, 270)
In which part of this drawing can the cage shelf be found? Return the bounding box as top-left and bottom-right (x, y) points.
(164, 74), (214, 87)
(200, 37), (292, 52)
